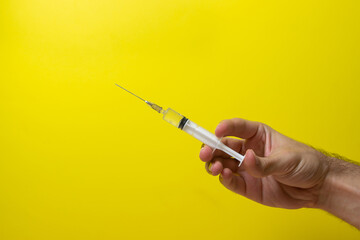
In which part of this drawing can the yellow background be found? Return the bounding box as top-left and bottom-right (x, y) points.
(1, 0), (359, 239)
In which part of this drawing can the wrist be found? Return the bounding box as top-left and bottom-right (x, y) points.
(315, 156), (340, 210)
(315, 155), (360, 228)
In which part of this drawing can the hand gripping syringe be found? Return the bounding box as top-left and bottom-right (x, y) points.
(115, 84), (244, 166)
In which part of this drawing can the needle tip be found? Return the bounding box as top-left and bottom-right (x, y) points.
(114, 83), (146, 102)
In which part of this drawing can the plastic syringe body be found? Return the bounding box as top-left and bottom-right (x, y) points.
(114, 84), (244, 164)
(162, 108), (244, 166)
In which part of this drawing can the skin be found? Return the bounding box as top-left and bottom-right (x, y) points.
(199, 118), (360, 229)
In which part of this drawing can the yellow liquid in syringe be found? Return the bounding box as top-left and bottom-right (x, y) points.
(162, 108), (184, 128)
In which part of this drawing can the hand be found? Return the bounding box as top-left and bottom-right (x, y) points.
(199, 118), (330, 209)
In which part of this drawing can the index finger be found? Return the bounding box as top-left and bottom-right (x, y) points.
(215, 118), (262, 139)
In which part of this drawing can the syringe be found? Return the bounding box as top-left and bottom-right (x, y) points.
(115, 84), (244, 166)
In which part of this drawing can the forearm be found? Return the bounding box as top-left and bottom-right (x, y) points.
(316, 156), (360, 229)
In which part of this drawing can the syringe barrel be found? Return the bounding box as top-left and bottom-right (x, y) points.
(182, 120), (244, 165)
(162, 109), (218, 146)
(182, 120), (219, 149)
(162, 108), (244, 165)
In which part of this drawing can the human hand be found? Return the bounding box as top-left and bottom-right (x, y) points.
(199, 118), (330, 209)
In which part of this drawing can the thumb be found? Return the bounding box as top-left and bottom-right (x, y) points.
(242, 149), (283, 178)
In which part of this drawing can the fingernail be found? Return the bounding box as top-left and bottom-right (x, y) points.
(219, 174), (223, 183)
(200, 143), (205, 149)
